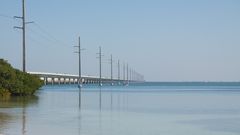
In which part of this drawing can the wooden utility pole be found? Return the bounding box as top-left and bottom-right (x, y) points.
(118, 60), (120, 84)
(14, 0), (26, 72)
(110, 54), (113, 85)
(22, 0), (26, 72)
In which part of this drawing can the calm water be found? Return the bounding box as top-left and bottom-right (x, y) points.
(1, 82), (240, 135)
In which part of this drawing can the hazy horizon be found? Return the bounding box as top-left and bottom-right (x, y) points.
(1, 0), (240, 82)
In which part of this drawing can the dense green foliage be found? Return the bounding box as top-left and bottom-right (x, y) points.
(0, 59), (43, 96)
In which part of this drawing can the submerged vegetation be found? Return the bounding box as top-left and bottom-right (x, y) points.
(0, 59), (43, 96)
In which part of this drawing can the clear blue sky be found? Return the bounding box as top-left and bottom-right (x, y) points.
(1, 0), (240, 81)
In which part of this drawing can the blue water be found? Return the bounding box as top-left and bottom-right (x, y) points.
(1, 82), (240, 135)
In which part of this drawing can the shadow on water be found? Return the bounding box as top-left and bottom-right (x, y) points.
(0, 112), (12, 132)
(0, 95), (38, 108)
(0, 95), (39, 135)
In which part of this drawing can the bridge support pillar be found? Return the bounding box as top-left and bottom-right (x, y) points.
(58, 78), (60, 85)
(73, 78), (75, 84)
(64, 78), (66, 84)
(69, 78), (71, 84)
(51, 78), (54, 85)
(44, 77), (47, 85)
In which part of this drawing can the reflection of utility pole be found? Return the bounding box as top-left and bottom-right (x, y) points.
(22, 107), (26, 135)
(74, 36), (84, 109)
(21, 99), (27, 135)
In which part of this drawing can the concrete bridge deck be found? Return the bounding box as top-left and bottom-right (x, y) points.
(28, 71), (134, 85)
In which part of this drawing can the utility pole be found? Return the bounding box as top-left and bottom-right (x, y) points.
(14, 0), (26, 72)
(74, 36), (84, 109)
(129, 68), (131, 82)
(98, 46), (103, 86)
(123, 62), (125, 82)
(77, 37), (82, 85)
(22, 0), (26, 72)
(127, 63), (129, 84)
(132, 70), (135, 82)
(110, 54), (113, 85)
(14, 0), (33, 72)
(118, 60), (120, 84)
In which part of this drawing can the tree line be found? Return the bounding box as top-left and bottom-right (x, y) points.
(0, 59), (43, 96)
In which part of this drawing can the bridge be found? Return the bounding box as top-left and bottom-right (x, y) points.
(28, 71), (142, 85)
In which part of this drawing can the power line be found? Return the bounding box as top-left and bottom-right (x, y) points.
(32, 22), (69, 47)
(27, 27), (55, 43)
(27, 27), (68, 48)
(25, 23), (70, 50)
